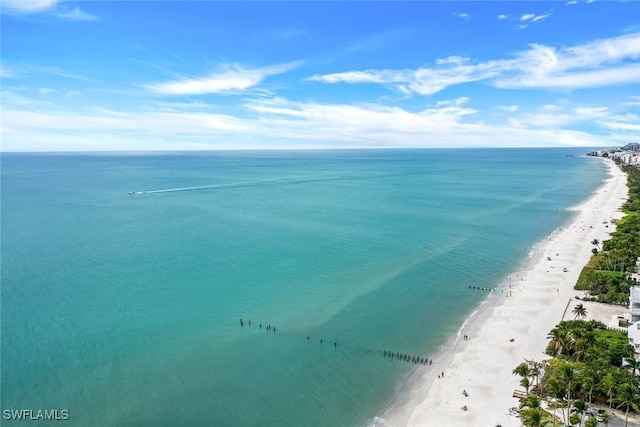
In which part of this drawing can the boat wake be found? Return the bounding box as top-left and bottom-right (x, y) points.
(129, 177), (289, 195)
(127, 173), (369, 195)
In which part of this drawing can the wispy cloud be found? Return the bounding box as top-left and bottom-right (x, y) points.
(517, 11), (553, 28)
(0, 0), (57, 14)
(498, 14), (508, 20)
(56, 6), (98, 21)
(622, 96), (640, 106)
(456, 13), (470, 20)
(496, 105), (519, 112)
(597, 113), (640, 132)
(0, 64), (19, 78)
(147, 62), (301, 96)
(1, 0), (97, 20)
(509, 105), (609, 128)
(310, 32), (640, 95)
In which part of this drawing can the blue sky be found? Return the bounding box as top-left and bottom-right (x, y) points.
(1, 1), (639, 151)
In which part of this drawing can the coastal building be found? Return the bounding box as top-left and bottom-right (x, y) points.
(630, 322), (640, 360)
(631, 286), (640, 322)
(587, 143), (640, 165)
(628, 286), (640, 360)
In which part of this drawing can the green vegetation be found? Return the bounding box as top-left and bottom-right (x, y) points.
(575, 163), (640, 302)
(514, 160), (640, 426)
(513, 320), (639, 426)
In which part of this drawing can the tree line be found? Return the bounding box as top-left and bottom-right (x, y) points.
(575, 162), (640, 303)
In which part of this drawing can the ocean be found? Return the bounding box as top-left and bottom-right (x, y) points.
(0, 148), (608, 426)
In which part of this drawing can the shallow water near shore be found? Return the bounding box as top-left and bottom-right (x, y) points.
(1, 148), (607, 426)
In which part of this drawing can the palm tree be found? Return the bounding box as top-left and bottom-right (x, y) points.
(572, 303), (588, 320)
(513, 362), (532, 393)
(613, 383), (640, 427)
(547, 327), (570, 356)
(546, 376), (567, 426)
(591, 239), (601, 251)
(520, 408), (544, 427)
(600, 373), (616, 410)
(519, 395), (546, 427)
(526, 359), (546, 394)
(558, 362), (577, 418)
(580, 376), (596, 409)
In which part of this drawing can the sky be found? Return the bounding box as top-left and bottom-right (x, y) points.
(1, 1), (639, 151)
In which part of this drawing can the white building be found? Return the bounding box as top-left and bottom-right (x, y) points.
(628, 286), (640, 360)
(631, 286), (640, 322)
(630, 322), (640, 360)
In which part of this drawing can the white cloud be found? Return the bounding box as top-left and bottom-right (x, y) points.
(148, 62), (300, 95)
(517, 12), (552, 27)
(309, 70), (395, 85)
(511, 105), (609, 128)
(532, 14), (551, 23)
(457, 13), (470, 20)
(311, 62), (499, 96)
(623, 96), (640, 106)
(436, 56), (470, 66)
(310, 32), (640, 95)
(56, 6), (98, 21)
(542, 104), (563, 112)
(0, 65), (18, 78)
(496, 105), (519, 112)
(0, 0), (96, 20)
(598, 114), (640, 132)
(1, 93), (625, 151)
(0, 0), (57, 14)
(496, 33), (640, 88)
(565, 1), (578, 5)
(498, 14), (508, 20)
(37, 88), (56, 96)
(435, 97), (470, 108)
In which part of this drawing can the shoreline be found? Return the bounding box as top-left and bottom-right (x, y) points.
(376, 157), (629, 427)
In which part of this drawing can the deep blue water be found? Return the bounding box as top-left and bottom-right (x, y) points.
(1, 148), (607, 426)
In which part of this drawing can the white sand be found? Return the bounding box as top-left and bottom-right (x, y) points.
(377, 158), (629, 427)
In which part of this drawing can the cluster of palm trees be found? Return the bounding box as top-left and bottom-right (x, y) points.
(512, 318), (640, 427)
(514, 358), (639, 427)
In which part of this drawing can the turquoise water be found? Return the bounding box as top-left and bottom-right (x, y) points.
(1, 149), (607, 426)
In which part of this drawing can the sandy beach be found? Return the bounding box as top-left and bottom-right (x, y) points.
(378, 158), (629, 427)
